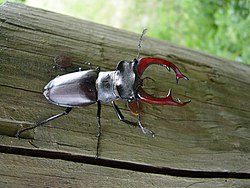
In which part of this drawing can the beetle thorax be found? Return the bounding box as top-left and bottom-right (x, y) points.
(96, 71), (119, 103)
(96, 60), (139, 103)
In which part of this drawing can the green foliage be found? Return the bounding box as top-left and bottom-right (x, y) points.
(180, 0), (250, 64)
(121, 0), (250, 64)
(0, 0), (26, 5)
(2, 0), (249, 64)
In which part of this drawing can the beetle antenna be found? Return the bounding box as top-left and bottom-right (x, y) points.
(137, 28), (147, 60)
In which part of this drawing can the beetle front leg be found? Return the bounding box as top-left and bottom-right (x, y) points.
(136, 102), (155, 137)
(137, 118), (154, 137)
(16, 107), (72, 138)
(112, 101), (154, 137)
(112, 101), (137, 126)
(111, 101), (124, 121)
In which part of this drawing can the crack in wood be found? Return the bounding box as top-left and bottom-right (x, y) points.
(0, 117), (34, 125)
(0, 84), (42, 94)
(0, 145), (249, 179)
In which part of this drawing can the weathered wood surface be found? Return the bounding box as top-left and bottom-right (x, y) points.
(2, 152), (250, 188)
(0, 2), (250, 186)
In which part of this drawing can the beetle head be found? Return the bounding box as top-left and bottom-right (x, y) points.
(115, 60), (138, 101)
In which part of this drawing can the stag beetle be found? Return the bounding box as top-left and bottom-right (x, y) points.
(16, 29), (190, 158)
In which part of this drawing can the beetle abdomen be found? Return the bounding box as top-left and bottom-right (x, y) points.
(44, 70), (98, 107)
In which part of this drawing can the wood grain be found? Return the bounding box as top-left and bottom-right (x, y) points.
(2, 152), (250, 188)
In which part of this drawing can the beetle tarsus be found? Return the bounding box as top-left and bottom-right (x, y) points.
(138, 115), (155, 137)
(137, 101), (154, 137)
(16, 107), (72, 139)
(84, 62), (92, 70)
(183, 75), (189, 80)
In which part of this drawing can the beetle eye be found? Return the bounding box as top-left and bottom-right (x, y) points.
(128, 97), (134, 102)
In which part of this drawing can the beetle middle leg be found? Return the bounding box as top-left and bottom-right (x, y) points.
(16, 107), (72, 138)
(95, 100), (101, 159)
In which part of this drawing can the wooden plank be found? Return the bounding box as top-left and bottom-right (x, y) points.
(0, 1), (250, 177)
(2, 153), (250, 188)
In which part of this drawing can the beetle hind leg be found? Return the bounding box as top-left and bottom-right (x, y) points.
(16, 107), (72, 138)
(84, 62), (92, 70)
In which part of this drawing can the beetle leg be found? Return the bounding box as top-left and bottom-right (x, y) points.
(95, 101), (101, 159)
(136, 101), (155, 137)
(111, 101), (124, 121)
(137, 117), (154, 137)
(112, 101), (138, 127)
(16, 107), (72, 138)
(112, 101), (154, 136)
(53, 55), (72, 70)
(84, 62), (93, 70)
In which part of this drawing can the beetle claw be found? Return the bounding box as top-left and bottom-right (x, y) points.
(136, 57), (190, 106)
(183, 75), (189, 80)
(137, 87), (190, 106)
(163, 65), (171, 72)
(167, 88), (191, 105)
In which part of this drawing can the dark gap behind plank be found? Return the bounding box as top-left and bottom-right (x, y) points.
(0, 145), (249, 179)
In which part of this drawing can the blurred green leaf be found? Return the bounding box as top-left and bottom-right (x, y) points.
(4, 0), (250, 64)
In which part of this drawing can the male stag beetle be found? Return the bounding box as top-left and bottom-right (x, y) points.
(16, 29), (190, 158)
